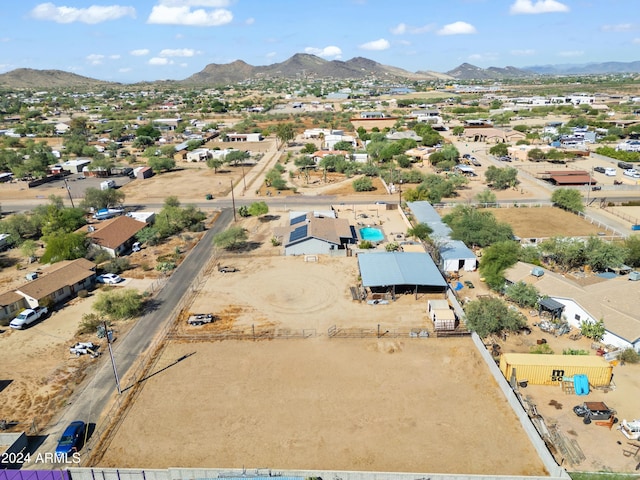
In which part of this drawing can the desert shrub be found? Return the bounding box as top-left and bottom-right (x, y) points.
(619, 348), (640, 364)
(156, 261), (176, 272)
(77, 289), (89, 298)
(102, 257), (131, 274)
(271, 237), (281, 246)
(562, 348), (589, 355)
(530, 343), (554, 354)
(77, 313), (105, 335)
(358, 240), (374, 249)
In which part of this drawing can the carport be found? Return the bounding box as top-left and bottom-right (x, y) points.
(357, 252), (448, 299)
(538, 297), (565, 320)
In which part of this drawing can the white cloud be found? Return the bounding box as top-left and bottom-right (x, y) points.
(391, 23), (407, 35)
(509, 0), (569, 15)
(157, 0), (231, 6)
(30, 2), (136, 24)
(601, 23), (633, 32)
(147, 4), (232, 26)
(86, 54), (105, 65)
(437, 21), (477, 35)
(245, 17), (255, 25)
(304, 46), (342, 59)
(358, 38), (390, 51)
(0, 37), (10, 43)
(109, 54), (121, 60)
(148, 57), (173, 65)
(633, 38), (640, 44)
(266, 51), (277, 59)
(468, 52), (499, 62)
(390, 22), (434, 35)
(119, 67), (132, 73)
(558, 50), (584, 57)
(511, 49), (536, 56)
(159, 48), (198, 57)
(130, 48), (150, 56)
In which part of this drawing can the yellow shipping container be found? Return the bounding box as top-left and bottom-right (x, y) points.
(499, 353), (613, 387)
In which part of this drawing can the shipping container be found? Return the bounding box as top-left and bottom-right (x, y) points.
(499, 353), (613, 387)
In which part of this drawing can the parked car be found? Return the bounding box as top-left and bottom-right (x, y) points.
(471, 158), (481, 166)
(96, 273), (123, 284)
(9, 306), (49, 329)
(605, 167), (617, 176)
(593, 166), (606, 174)
(55, 421), (85, 455)
(498, 156), (512, 162)
(573, 401), (615, 424)
(623, 169), (640, 178)
(218, 266), (238, 273)
(618, 161), (633, 170)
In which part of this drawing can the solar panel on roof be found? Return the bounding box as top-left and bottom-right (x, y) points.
(289, 224), (308, 242)
(290, 215), (306, 225)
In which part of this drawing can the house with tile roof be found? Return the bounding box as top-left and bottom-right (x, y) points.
(15, 258), (96, 309)
(84, 216), (147, 257)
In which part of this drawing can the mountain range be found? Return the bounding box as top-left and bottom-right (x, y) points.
(1, 54), (640, 89)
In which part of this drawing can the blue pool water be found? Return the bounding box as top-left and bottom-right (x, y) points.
(360, 227), (385, 242)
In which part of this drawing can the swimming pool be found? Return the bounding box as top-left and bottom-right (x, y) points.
(359, 227), (385, 242)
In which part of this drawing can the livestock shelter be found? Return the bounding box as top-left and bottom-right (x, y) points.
(439, 240), (477, 272)
(357, 251), (448, 296)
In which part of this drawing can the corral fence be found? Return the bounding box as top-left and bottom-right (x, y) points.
(328, 325), (431, 339)
(166, 327), (317, 342)
(602, 205), (640, 228)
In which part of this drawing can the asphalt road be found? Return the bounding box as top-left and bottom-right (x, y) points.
(29, 207), (233, 466)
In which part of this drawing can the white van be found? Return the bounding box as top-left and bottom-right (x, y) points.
(604, 167), (616, 176)
(100, 179), (116, 190)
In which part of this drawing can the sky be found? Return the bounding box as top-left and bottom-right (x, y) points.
(1, 0), (639, 84)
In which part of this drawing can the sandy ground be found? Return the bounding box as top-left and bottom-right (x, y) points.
(98, 340), (546, 476)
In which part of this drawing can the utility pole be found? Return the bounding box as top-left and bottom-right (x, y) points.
(104, 321), (121, 395)
(63, 178), (75, 208)
(230, 179), (237, 222)
(241, 164), (247, 194)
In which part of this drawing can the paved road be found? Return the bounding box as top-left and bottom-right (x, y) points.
(29, 207), (234, 465)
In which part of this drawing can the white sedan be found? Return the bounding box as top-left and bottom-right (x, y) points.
(96, 273), (123, 284)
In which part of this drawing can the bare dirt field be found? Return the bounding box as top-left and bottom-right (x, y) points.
(486, 207), (605, 239)
(97, 337), (546, 476)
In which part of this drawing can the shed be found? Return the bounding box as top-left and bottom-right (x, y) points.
(439, 240), (477, 272)
(499, 353), (612, 387)
(133, 166), (153, 179)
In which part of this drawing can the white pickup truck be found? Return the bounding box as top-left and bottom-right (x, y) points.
(9, 306), (49, 329)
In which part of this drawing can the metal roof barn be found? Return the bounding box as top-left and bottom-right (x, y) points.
(358, 252), (447, 291)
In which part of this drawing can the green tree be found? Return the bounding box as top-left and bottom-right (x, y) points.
(20, 239), (38, 264)
(475, 189), (497, 206)
(225, 150), (250, 166)
(584, 236), (628, 272)
(485, 166), (519, 190)
(489, 143), (509, 157)
(479, 240), (521, 289)
(40, 232), (87, 263)
(442, 205), (514, 248)
(248, 201), (269, 217)
(406, 223), (433, 241)
(206, 157), (224, 173)
(352, 177), (374, 192)
(213, 226), (248, 250)
(464, 297), (527, 338)
(538, 237), (586, 272)
(623, 235), (640, 267)
(148, 156), (176, 172)
(452, 126), (464, 136)
(93, 288), (144, 320)
(136, 124), (161, 140)
(275, 123), (295, 149)
(551, 188), (584, 213)
(527, 148), (546, 162)
(504, 281), (539, 308)
(81, 187), (125, 210)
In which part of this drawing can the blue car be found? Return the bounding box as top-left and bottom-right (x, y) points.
(55, 421), (85, 455)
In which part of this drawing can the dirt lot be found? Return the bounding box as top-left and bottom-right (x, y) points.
(487, 207), (606, 239)
(96, 250), (546, 475)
